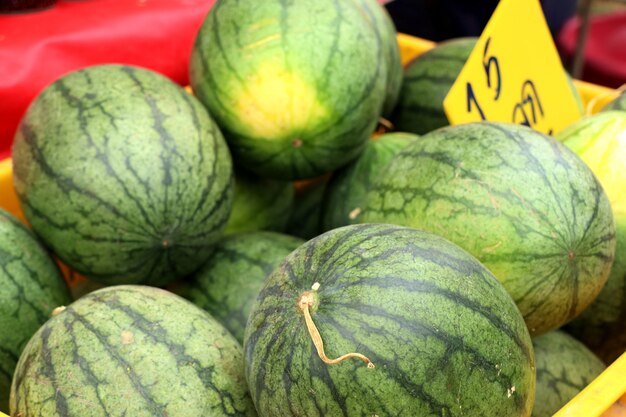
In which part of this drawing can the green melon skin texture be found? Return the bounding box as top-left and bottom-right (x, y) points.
(244, 223), (535, 417)
(0, 209), (71, 413)
(177, 231), (303, 343)
(558, 112), (626, 363)
(603, 92), (626, 112)
(532, 330), (605, 417)
(10, 285), (257, 417)
(347, 0), (402, 118)
(189, 0), (387, 180)
(225, 171), (294, 235)
(361, 122), (616, 336)
(391, 37), (477, 135)
(322, 132), (418, 231)
(12, 64), (234, 286)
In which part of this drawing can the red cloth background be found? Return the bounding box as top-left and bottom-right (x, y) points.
(0, 0), (216, 160)
(558, 11), (626, 90)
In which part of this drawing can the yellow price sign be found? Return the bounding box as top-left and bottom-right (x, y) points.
(443, 0), (582, 135)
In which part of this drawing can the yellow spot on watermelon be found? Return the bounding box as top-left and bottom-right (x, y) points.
(235, 62), (328, 140)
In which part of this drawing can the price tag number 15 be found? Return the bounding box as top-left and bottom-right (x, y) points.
(465, 37), (553, 135)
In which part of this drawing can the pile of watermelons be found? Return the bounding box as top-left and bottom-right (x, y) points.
(1, 0), (626, 416)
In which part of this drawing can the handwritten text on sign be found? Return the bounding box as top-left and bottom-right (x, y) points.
(443, 0), (582, 135)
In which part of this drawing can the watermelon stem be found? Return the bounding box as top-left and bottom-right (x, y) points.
(297, 289), (375, 369)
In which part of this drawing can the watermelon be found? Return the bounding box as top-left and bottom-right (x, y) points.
(189, 0), (388, 180)
(244, 223), (535, 417)
(12, 64), (233, 286)
(558, 111), (626, 363)
(286, 179), (327, 240)
(360, 122), (616, 336)
(225, 170), (294, 234)
(603, 91), (626, 112)
(10, 285), (256, 417)
(532, 331), (605, 417)
(177, 231), (303, 343)
(390, 37), (477, 135)
(0, 209), (71, 412)
(347, 0), (402, 118)
(322, 132), (418, 231)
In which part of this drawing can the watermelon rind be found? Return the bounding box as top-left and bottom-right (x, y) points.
(12, 64), (234, 286)
(244, 223), (535, 417)
(10, 285), (257, 417)
(177, 231), (304, 343)
(361, 122), (616, 335)
(0, 209), (71, 412)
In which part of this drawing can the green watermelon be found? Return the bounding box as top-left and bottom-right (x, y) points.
(558, 111), (626, 363)
(225, 171), (294, 234)
(603, 91), (626, 112)
(347, 0), (402, 118)
(286, 180), (328, 240)
(391, 37), (477, 135)
(0, 209), (71, 412)
(244, 223), (535, 417)
(532, 331), (605, 417)
(177, 231), (304, 343)
(10, 285), (256, 417)
(12, 64), (233, 286)
(360, 122), (616, 336)
(322, 132), (418, 231)
(189, 0), (388, 180)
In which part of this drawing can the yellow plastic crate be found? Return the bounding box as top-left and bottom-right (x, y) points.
(0, 34), (624, 417)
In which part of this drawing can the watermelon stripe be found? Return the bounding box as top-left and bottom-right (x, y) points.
(11, 344), (37, 415)
(488, 124), (577, 241)
(252, 318), (293, 407)
(315, 0), (343, 97)
(0, 262), (49, 324)
(54, 76), (164, 236)
(66, 308), (169, 416)
(192, 34), (239, 121)
(279, 0), (291, 72)
(62, 316), (111, 413)
(40, 326), (71, 416)
(305, 349), (348, 416)
(376, 146), (573, 246)
(17, 123), (155, 238)
(211, 2), (277, 123)
(322, 315), (459, 415)
(329, 301), (521, 391)
(99, 293), (244, 416)
(330, 274), (531, 359)
(409, 53), (469, 65)
(217, 248), (277, 274)
(176, 88), (221, 225)
(402, 73), (465, 84)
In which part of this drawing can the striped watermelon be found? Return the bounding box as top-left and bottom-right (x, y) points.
(322, 132), (418, 231)
(0, 209), (71, 412)
(532, 331), (605, 417)
(603, 92), (626, 112)
(347, 0), (402, 118)
(189, 0), (388, 180)
(10, 285), (256, 417)
(244, 223), (535, 417)
(177, 231), (303, 343)
(12, 64), (233, 286)
(225, 171), (294, 234)
(557, 112), (626, 363)
(361, 122), (616, 336)
(390, 37), (476, 135)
